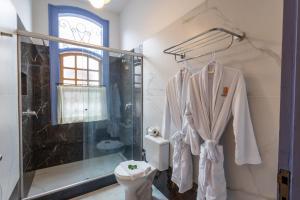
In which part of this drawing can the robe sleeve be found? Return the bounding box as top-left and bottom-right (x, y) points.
(232, 73), (262, 165)
(161, 96), (171, 139)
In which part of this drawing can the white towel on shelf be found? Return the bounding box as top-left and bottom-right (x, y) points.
(120, 161), (151, 180)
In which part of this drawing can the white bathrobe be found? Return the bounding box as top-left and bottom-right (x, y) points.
(162, 68), (194, 193)
(185, 63), (262, 200)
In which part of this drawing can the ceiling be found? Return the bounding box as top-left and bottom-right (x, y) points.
(80, 0), (130, 13)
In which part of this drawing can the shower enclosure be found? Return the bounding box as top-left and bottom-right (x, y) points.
(18, 31), (143, 199)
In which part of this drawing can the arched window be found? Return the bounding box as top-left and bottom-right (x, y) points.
(59, 15), (104, 49)
(49, 5), (109, 124)
(60, 53), (102, 86)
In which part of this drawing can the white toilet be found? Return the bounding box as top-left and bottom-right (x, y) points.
(114, 135), (169, 200)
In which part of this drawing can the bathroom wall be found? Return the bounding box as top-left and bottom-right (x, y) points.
(0, 0), (33, 198)
(0, 1), (19, 200)
(143, 0), (282, 199)
(120, 0), (206, 50)
(31, 0), (121, 49)
(11, 0), (32, 31)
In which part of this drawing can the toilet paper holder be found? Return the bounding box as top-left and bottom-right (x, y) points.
(146, 127), (160, 137)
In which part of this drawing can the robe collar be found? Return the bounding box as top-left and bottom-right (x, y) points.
(175, 68), (191, 116)
(165, 68), (191, 130)
(200, 61), (224, 132)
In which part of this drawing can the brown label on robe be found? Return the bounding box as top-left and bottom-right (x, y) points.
(222, 87), (229, 97)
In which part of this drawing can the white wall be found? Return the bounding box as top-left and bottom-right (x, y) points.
(0, 1), (19, 200)
(11, 0), (32, 31)
(143, 0), (282, 199)
(120, 0), (206, 50)
(32, 0), (121, 49)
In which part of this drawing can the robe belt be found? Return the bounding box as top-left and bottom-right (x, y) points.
(199, 139), (219, 191)
(171, 130), (185, 143)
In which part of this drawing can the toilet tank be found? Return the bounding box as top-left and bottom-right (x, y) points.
(143, 135), (169, 171)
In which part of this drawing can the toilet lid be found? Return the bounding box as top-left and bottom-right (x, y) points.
(115, 161), (154, 180)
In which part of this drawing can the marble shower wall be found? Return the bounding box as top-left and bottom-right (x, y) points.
(21, 43), (142, 174)
(21, 42), (84, 173)
(143, 0), (282, 199)
(21, 43), (113, 172)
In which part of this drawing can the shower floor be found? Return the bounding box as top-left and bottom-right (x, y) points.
(27, 153), (126, 197)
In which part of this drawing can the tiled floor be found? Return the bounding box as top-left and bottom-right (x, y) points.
(28, 153), (126, 197)
(153, 169), (197, 200)
(72, 184), (168, 200)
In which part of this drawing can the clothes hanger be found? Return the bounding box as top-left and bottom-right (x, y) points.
(207, 51), (216, 74)
(182, 59), (189, 70)
(178, 60), (190, 74)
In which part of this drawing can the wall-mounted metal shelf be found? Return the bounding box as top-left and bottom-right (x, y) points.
(163, 27), (246, 63)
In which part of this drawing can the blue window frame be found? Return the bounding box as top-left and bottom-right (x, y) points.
(49, 4), (109, 124)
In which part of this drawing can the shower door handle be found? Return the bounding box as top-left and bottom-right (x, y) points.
(0, 155), (2, 162)
(22, 109), (38, 119)
(125, 103), (133, 111)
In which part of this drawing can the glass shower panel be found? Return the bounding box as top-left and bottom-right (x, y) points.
(132, 55), (143, 160)
(19, 35), (141, 199)
(82, 51), (135, 180)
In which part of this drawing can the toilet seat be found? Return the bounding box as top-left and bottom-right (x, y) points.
(115, 161), (155, 180)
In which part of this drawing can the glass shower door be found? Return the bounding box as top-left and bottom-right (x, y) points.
(82, 52), (135, 181)
(19, 35), (142, 199)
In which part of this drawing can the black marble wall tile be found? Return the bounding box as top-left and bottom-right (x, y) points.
(21, 42), (84, 172)
(119, 56), (133, 122)
(109, 56), (122, 85)
(21, 41), (36, 196)
(21, 42), (34, 168)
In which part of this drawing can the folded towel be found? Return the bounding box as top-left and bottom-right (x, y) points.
(120, 160), (151, 180)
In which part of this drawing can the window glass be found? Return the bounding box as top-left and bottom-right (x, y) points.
(89, 81), (99, 86)
(77, 70), (88, 80)
(58, 14), (104, 86)
(89, 58), (100, 70)
(77, 81), (88, 85)
(59, 15), (103, 56)
(77, 55), (88, 69)
(63, 80), (75, 85)
(63, 56), (75, 68)
(64, 69), (75, 79)
(49, 5), (109, 125)
(60, 54), (102, 86)
(89, 71), (99, 81)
